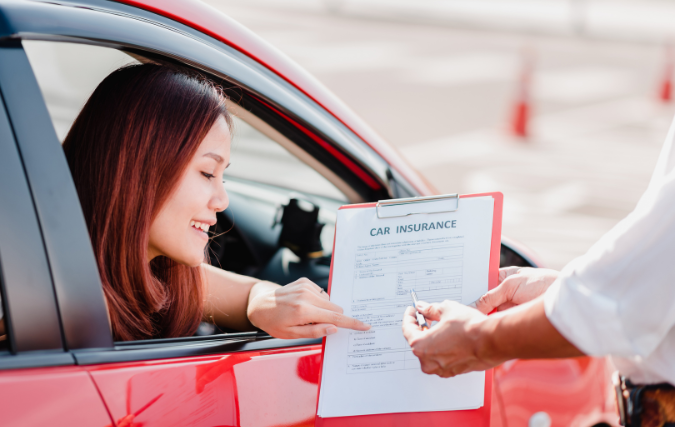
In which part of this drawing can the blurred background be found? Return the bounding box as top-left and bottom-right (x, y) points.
(205, 0), (675, 269)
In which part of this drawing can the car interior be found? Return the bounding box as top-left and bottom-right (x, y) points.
(21, 40), (534, 343)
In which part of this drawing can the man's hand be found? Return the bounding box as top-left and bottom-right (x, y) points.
(474, 267), (559, 314)
(247, 278), (370, 339)
(402, 297), (584, 378)
(401, 300), (498, 378)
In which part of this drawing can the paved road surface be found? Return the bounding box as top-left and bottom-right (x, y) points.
(206, 0), (675, 268)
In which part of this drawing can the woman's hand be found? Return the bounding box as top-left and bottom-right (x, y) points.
(474, 267), (559, 314)
(247, 278), (370, 339)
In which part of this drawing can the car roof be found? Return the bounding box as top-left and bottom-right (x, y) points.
(113, 0), (435, 195)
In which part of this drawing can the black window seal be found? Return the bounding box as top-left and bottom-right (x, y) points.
(0, 351), (75, 371)
(73, 337), (323, 366)
(114, 331), (268, 347)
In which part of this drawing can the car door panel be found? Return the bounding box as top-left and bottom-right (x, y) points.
(236, 349), (320, 427)
(87, 345), (322, 427)
(0, 366), (112, 427)
(494, 357), (616, 427)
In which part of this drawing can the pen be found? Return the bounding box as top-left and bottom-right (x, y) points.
(409, 290), (429, 331)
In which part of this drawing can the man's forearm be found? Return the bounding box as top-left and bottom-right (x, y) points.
(474, 296), (584, 365)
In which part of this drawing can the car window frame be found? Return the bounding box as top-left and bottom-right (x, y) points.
(0, 0), (402, 365)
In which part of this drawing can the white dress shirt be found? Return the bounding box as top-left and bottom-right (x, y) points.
(544, 115), (675, 385)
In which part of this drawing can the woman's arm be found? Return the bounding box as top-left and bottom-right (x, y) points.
(202, 264), (261, 331)
(202, 264), (370, 339)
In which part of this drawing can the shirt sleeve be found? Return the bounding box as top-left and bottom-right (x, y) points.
(544, 118), (675, 358)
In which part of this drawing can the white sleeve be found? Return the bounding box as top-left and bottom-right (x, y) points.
(544, 117), (675, 358)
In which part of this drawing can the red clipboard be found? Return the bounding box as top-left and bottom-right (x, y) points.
(315, 192), (503, 427)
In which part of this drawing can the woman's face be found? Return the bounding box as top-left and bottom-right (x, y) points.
(148, 115), (231, 266)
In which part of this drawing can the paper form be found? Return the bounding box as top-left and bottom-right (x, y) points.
(317, 196), (494, 418)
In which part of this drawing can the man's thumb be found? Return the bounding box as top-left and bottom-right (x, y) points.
(498, 266), (521, 284)
(474, 286), (509, 315)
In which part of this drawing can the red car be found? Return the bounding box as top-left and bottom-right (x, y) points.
(0, 0), (617, 426)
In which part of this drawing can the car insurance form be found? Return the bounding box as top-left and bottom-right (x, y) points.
(317, 195), (494, 418)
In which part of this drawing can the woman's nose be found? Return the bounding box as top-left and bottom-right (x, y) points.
(209, 180), (229, 212)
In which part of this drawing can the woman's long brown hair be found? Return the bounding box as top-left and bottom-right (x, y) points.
(63, 63), (229, 341)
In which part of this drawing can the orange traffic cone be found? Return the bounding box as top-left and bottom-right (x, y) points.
(512, 100), (529, 138)
(659, 43), (673, 102)
(511, 49), (534, 138)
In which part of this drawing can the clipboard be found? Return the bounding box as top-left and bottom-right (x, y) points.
(315, 192), (503, 427)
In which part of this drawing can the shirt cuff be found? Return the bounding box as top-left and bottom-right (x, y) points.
(544, 264), (636, 357)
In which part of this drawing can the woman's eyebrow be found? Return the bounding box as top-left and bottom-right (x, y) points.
(203, 152), (224, 163)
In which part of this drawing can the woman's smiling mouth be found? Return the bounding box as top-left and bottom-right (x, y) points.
(190, 220), (210, 235)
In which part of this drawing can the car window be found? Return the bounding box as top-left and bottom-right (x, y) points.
(24, 40), (348, 202)
(23, 40), (139, 141)
(24, 39), (348, 343)
(227, 116), (347, 201)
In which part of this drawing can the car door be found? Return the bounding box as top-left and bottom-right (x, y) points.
(0, 41), (112, 426)
(2, 1), (395, 426)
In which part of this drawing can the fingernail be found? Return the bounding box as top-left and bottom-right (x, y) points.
(326, 326), (338, 335)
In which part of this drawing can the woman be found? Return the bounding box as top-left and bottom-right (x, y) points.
(62, 63), (369, 341)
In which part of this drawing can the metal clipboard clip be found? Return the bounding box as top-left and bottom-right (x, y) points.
(376, 193), (459, 219)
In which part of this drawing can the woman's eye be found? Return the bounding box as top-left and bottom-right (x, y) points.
(201, 172), (215, 180)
